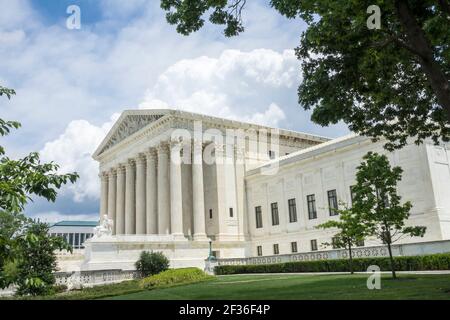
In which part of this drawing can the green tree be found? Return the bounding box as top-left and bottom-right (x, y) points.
(0, 85), (79, 295)
(317, 204), (367, 274)
(160, 0), (450, 150)
(14, 222), (70, 296)
(352, 152), (426, 279)
(135, 251), (170, 278)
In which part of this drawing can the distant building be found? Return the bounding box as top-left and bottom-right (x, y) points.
(49, 221), (98, 249)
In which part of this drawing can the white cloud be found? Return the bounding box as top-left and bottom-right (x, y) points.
(40, 114), (119, 202)
(140, 49), (298, 126)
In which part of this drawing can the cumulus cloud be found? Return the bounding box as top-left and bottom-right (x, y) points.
(40, 114), (119, 202)
(139, 49), (297, 126)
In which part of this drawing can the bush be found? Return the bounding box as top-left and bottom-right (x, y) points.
(135, 251), (170, 278)
(140, 267), (213, 290)
(214, 253), (450, 275)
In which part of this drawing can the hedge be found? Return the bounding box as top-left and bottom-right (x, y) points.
(140, 267), (213, 289)
(214, 253), (450, 275)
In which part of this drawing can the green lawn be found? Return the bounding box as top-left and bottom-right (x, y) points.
(105, 274), (450, 300)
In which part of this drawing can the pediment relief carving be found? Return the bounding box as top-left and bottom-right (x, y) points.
(99, 114), (164, 155)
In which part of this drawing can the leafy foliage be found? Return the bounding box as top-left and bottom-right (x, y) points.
(214, 253), (450, 275)
(135, 251), (170, 278)
(317, 204), (367, 274)
(0, 85), (79, 295)
(13, 223), (71, 296)
(160, 0), (450, 150)
(140, 267), (213, 289)
(352, 152), (426, 278)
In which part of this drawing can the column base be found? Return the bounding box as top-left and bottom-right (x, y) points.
(193, 234), (209, 242)
(171, 233), (188, 241)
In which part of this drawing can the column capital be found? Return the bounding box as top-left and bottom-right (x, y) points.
(157, 142), (170, 154)
(125, 159), (135, 169)
(109, 167), (117, 176)
(99, 171), (109, 180)
(145, 148), (158, 160)
(136, 154), (146, 166)
(117, 164), (126, 174)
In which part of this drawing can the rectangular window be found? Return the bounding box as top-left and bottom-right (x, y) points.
(69, 233), (74, 247)
(350, 185), (356, 205)
(356, 240), (365, 247)
(311, 239), (318, 251)
(273, 244), (279, 255)
(209, 209), (213, 219)
(328, 189), (338, 216)
(270, 202), (279, 226)
(376, 188), (390, 208)
(332, 237), (339, 249)
(288, 198), (298, 223)
(80, 233), (85, 248)
(291, 242), (298, 253)
(307, 194), (317, 219)
(257, 245), (263, 257)
(255, 206), (263, 229)
(229, 208), (234, 218)
(268, 150), (276, 159)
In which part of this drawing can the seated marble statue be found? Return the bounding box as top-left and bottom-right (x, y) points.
(93, 215), (114, 238)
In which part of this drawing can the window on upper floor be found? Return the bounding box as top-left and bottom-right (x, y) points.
(209, 209), (213, 219)
(328, 189), (338, 216)
(270, 202), (279, 226)
(255, 206), (263, 229)
(307, 194), (317, 219)
(229, 208), (234, 218)
(268, 150), (276, 159)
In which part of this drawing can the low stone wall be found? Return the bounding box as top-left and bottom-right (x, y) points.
(216, 240), (450, 266)
(55, 269), (138, 287)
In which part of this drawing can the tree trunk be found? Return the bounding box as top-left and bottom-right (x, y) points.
(386, 241), (397, 279)
(395, 0), (450, 122)
(348, 243), (354, 275)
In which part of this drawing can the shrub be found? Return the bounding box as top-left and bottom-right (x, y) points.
(135, 251), (170, 278)
(214, 253), (450, 275)
(140, 267), (213, 290)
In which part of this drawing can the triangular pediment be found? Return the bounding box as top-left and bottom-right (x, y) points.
(94, 110), (169, 157)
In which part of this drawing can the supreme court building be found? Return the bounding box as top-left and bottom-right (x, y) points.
(81, 109), (450, 270)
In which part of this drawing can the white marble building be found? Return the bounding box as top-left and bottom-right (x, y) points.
(81, 109), (450, 270)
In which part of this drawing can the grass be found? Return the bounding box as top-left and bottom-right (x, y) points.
(105, 273), (450, 300)
(6, 273), (450, 300)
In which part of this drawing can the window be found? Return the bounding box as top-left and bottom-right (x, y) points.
(328, 189), (338, 216)
(255, 206), (263, 229)
(268, 150), (276, 159)
(74, 233), (80, 249)
(356, 240), (365, 247)
(311, 239), (318, 251)
(332, 237), (339, 249)
(307, 194), (317, 219)
(376, 188), (390, 208)
(80, 233), (86, 248)
(350, 185), (356, 205)
(209, 209), (213, 219)
(69, 233), (74, 246)
(229, 208), (234, 218)
(257, 245), (263, 256)
(270, 202), (279, 226)
(273, 244), (279, 255)
(288, 198), (298, 223)
(291, 242), (298, 253)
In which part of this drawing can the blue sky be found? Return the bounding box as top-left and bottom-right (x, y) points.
(0, 0), (348, 222)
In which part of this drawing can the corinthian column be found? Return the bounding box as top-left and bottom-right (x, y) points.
(99, 172), (108, 220)
(125, 160), (136, 235)
(170, 141), (184, 240)
(116, 165), (126, 235)
(157, 143), (170, 235)
(146, 149), (158, 234)
(192, 139), (207, 241)
(107, 169), (117, 234)
(135, 155), (146, 234)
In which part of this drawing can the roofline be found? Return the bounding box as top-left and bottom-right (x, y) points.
(93, 108), (331, 160)
(246, 134), (371, 176)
